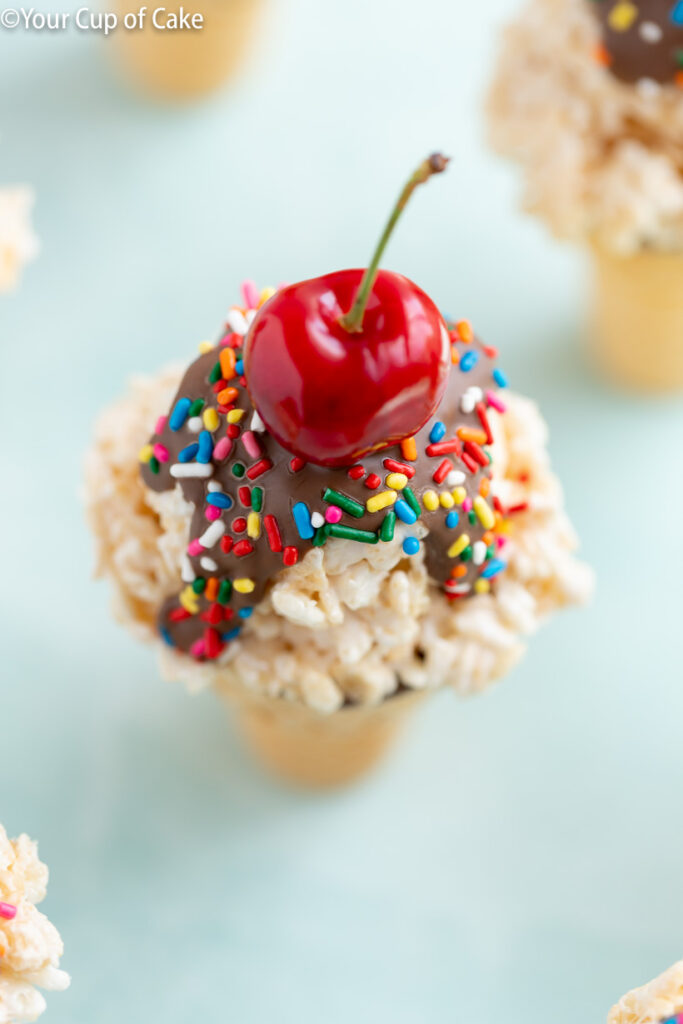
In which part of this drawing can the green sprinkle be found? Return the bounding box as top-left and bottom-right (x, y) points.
(312, 526), (327, 547)
(232, 463), (246, 478)
(218, 579), (232, 604)
(460, 545), (472, 563)
(677, 49), (683, 69)
(251, 487), (263, 512)
(192, 577), (206, 594)
(149, 456), (160, 475)
(468, 510), (476, 526)
(327, 524), (379, 545)
(486, 544), (496, 560)
(189, 398), (205, 417)
(403, 486), (421, 518)
(209, 362), (222, 384)
(379, 510), (396, 542)
(322, 488), (364, 519)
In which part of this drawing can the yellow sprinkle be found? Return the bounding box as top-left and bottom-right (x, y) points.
(448, 534), (470, 559)
(198, 340), (213, 354)
(234, 578), (255, 594)
(366, 490), (397, 514)
(608, 1), (637, 31)
(474, 579), (491, 594)
(227, 408), (246, 424)
(400, 436), (417, 461)
(138, 444), (153, 464)
(247, 512), (261, 539)
(422, 489), (439, 511)
(439, 491), (455, 509)
(203, 408), (220, 432)
(474, 495), (495, 530)
(386, 472), (408, 490)
(259, 287), (276, 306)
(179, 585), (199, 614)
(452, 487), (467, 506)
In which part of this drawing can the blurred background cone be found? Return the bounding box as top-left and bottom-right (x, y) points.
(112, 0), (262, 99)
(221, 688), (427, 788)
(589, 242), (683, 393)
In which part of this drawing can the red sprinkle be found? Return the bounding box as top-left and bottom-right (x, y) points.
(220, 535), (234, 554)
(383, 458), (416, 478)
(233, 539), (254, 557)
(462, 452), (479, 474)
(204, 627), (223, 660)
(425, 439), (462, 458)
(227, 424), (241, 439)
(238, 486), (251, 507)
(508, 502), (529, 514)
(476, 402), (494, 445)
(264, 514), (283, 552)
(482, 345), (499, 359)
(283, 546), (298, 566)
(290, 456), (306, 472)
(493, 496), (505, 514)
(169, 607), (192, 622)
(232, 517), (247, 533)
(464, 440), (488, 467)
(201, 603), (224, 625)
(348, 465), (366, 480)
(364, 473), (381, 489)
(247, 458), (273, 479)
(432, 459), (452, 484)
(212, 380), (226, 394)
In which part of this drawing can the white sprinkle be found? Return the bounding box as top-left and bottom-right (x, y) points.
(187, 416), (202, 433)
(227, 309), (249, 335)
(311, 512), (325, 529)
(470, 387), (483, 402)
(251, 410), (266, 433)
(460, 395), (475, 414)
(245, 309), (257, 326)
(181, 555), (195, 583)
(207, 481), (221, 492)
(446, 470), (466, 487)
(640, 20), (663, 43)
(473, 541), (487, 566)
(171, 463), (214, 479)
(447, 583), (471, 596)
(199, 520), (225, 549)
(200, 556), (218, 572)
(636, 77), (661, 99)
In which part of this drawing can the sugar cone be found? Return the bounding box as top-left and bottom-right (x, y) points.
(112, 0), (262, 99)
(589, 241), (683, 393)
(222, 687), (427, 787)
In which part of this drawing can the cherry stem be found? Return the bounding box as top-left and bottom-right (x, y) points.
(338, 152), (450, 334)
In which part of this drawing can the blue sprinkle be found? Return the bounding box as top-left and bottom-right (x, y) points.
(402, 537), (420, 556)
(493, 368), (508, 388)
(236, 359), (244, 374)
(222, 626), (242, 642)
(161, 628), (175, 647)
(178, 443), (199, 463)
(169, 397), (191, 431)
(238, 607), (253, 619)
(445, 511), (459, 529)
(197, 430), (214, 464)
(292, 501), (314, 539)
(429, 421), (446, 443)
(459, 349), (479, 372)
(481, 558), (507, 579)
(207, 492), (233, 509)
(672, 0), (683, 24)
(395, 499), (417, 525)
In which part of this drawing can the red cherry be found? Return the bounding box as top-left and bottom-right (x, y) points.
(243, 153), (452, 467)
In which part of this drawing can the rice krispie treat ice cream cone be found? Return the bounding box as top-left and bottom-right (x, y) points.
(112, 0), (262, 99)
(0, 827), (69, 1024)
(488, 0), (683, 391)
(608, 959), (683, 1023)
(86, 155), (592, 786)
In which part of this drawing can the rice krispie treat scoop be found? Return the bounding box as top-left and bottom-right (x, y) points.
(0, 827), (69, 1024)
(608, 959), (683, 1023)
(488, 0), (683, 391)
(86, 155), (592, 785)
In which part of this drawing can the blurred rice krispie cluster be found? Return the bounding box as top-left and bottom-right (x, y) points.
(608, 959), (683, 1024)
(0, 187), (38, 293)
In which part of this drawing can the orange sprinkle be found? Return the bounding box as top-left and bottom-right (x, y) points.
(479, 477), (490, 497)
(456, 319), (473, 344)
(676, 70), (683, 89)
(400, 437), (417, 461)
(482, 531), (494, 547)
(217, 386), (239, 405)
(451, 345), (460, 364)
(220, 348), (236, 380)
(205, 577), (219, 602)
(457, 427), (488, 445)
(450, 564), (468, 579)
(594, 43), (612, 66)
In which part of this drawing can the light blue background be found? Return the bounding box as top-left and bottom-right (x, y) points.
(1, 1), (683, 1021)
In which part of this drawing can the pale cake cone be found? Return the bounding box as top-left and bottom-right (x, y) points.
(112, 0), (262, 99)
(589, 242), (683, 393)
(221, 687), (427, 787)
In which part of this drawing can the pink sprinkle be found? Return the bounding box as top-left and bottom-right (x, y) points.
(325, 506), (343, 524)
(497, 536), (507, 549)
(190, 639), (206, 658)
(241, 431), (262, 459)
(153, 443), (169, 463)
(486, 390), (506, 413)
(462, 498), (473, 513)
(205, 505), (221, 522)
(155, 416), (167, 435)
(0, 902), (17, 920)
(241, 279), (259, 310)
(213, 437), (233, 461)
(188, 539), (204, 556)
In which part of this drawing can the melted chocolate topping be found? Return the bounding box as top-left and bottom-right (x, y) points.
(593, 0), (683, 86)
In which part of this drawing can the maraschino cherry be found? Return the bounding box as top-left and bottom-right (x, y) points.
(243, 154), (452, 467)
